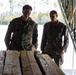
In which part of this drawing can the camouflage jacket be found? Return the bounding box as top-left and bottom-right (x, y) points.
(41, 21), (69, 55)
(5, 16), (38, 50)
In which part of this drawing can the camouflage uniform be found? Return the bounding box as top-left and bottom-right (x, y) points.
(41, 21), (69, 66)
(5, 16), (38, 51)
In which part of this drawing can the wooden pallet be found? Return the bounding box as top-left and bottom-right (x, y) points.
(0, 51), (65, 75)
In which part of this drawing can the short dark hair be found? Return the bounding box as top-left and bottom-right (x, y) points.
(50, 10), (57, 15)
(23, 5), (32, 10)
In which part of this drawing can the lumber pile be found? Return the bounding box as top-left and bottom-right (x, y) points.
(0, 50), (65, 75)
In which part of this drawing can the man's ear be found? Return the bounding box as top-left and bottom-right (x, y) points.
(56, 14), (58, 17)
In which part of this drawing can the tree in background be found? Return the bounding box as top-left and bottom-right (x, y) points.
(0, 0), (50, 25)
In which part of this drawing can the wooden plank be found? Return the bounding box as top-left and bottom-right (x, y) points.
(3, 65), (12, 75)
(20, 51), (33, 75)
(42, 54), (65, 75)
(34, 51), (59, 75)
(0, 51), (5, 75)
(3, 51), (14, 75)
(0, 73), (2, 75)
(3, 51), (22, 75)
(4, 51), (13, 65)
(27, 51), (43, 75)
(12, 51), (22, 75)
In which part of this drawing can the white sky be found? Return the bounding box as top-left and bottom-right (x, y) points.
(0, 0), (65, 23)
(0, 0), (59, 13)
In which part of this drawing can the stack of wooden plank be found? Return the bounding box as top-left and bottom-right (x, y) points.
(0, 50), (65, 75)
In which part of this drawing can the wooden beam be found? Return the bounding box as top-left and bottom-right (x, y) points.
(34, 51), (65, 75)
(27, 51), (43, 75)
(3, 51), (22, 75)
(20, 51), (33, 75)
(42, 54), (65, 75)
(0, 51), (5, 75)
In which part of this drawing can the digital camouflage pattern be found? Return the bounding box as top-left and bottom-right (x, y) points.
(41, 21), (69, 56)
(5, 16), (38, 51)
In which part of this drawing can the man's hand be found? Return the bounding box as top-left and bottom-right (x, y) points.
(60, 50), (64, 55)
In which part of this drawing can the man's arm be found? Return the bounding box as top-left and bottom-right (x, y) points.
(63, 26), (69, 52)
(32, 23), (38, 49)
(41, 24), (47, 53)
(4, 21), (13, 49)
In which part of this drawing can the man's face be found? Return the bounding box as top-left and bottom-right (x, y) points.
(22, 9), (32, 18)
(50, 14), (58, 22)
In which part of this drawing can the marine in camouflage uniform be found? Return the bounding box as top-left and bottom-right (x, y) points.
(4, 5), (38, 51)
(41, 10), (69, 67)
